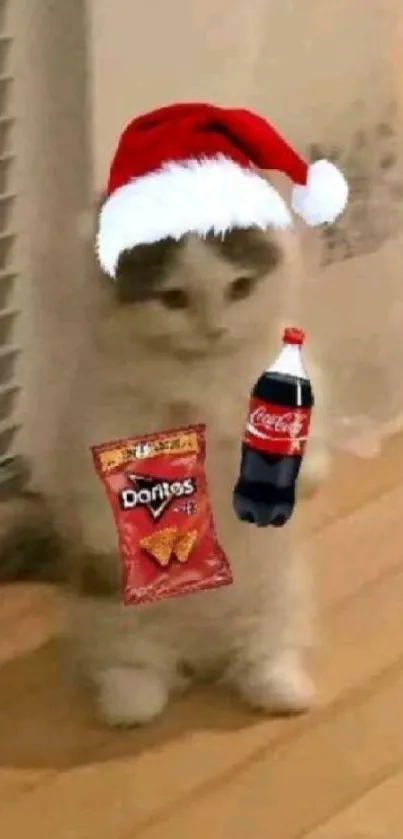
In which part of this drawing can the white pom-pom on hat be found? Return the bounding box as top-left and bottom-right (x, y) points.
(291, 159), (349, 226)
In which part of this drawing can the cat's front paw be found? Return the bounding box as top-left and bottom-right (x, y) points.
(97, 666), (169, 727)
(236, 650), (315, 715)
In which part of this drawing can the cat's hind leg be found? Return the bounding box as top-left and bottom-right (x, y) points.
(222, 547), (315, 715)
(96, 664), (171, 726)
(232, 648), (315, 715)
(69, 595), (184, 726)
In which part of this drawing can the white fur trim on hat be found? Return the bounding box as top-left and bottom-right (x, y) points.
(97, 156), (293, 278)
(291, 159), (348, 226)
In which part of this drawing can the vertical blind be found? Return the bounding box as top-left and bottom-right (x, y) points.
(0, 5), (29, 500)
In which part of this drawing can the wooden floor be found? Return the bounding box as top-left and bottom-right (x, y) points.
(1, 435), (403, 839)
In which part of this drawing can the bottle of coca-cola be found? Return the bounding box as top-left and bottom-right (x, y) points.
(233, 326), (314, 528)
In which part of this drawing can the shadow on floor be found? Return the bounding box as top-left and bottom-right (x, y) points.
(0, 636), (269, 771)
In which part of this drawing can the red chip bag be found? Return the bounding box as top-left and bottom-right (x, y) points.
(91, 424), (233, 605)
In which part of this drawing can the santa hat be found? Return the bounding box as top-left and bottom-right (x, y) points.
(97, 102), (348, 278)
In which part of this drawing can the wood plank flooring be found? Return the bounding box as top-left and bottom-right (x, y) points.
(1, 435), (402, 838)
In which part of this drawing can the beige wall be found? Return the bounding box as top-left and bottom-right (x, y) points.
(89, 0), (399, 185)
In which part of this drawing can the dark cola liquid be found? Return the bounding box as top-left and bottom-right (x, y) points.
(233, 371), (314, 528)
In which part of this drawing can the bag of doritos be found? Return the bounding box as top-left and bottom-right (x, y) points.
(91, 424), (232, 605)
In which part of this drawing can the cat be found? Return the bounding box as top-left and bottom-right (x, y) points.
(0, 226), (331, 726)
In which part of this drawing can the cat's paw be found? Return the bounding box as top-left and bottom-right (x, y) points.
(298, 446), (332, 500)
(97, 666), (169, 727)
(236, 650), (315, 715)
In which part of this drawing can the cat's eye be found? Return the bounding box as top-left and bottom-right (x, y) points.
(157, 289), (189, 310)
(227, 275), (258, 302)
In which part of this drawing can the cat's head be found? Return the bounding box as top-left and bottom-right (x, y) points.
(103, 227), (300, 361)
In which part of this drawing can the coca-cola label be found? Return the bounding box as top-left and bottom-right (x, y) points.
(243, 397), (312, 456)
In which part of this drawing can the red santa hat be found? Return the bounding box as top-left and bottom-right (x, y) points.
(97, 102), (348, 278)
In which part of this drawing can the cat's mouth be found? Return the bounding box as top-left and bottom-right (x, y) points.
(147, 335), (236, 361)
(172, 343), (234, 362)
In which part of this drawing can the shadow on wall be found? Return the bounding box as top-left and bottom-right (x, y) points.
(309, 100), (403, 265)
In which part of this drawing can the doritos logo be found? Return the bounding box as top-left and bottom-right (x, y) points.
(118, 474), (196, 521)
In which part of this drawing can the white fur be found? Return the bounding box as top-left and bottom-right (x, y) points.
(61, 231), (331, 726)
(97, 156), (293, 278)
(292, 160), (349, 226)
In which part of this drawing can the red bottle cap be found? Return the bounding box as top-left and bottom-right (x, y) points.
(282, 326), (305, 346)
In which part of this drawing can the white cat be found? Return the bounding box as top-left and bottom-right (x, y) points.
(16, 227), (332, 726)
